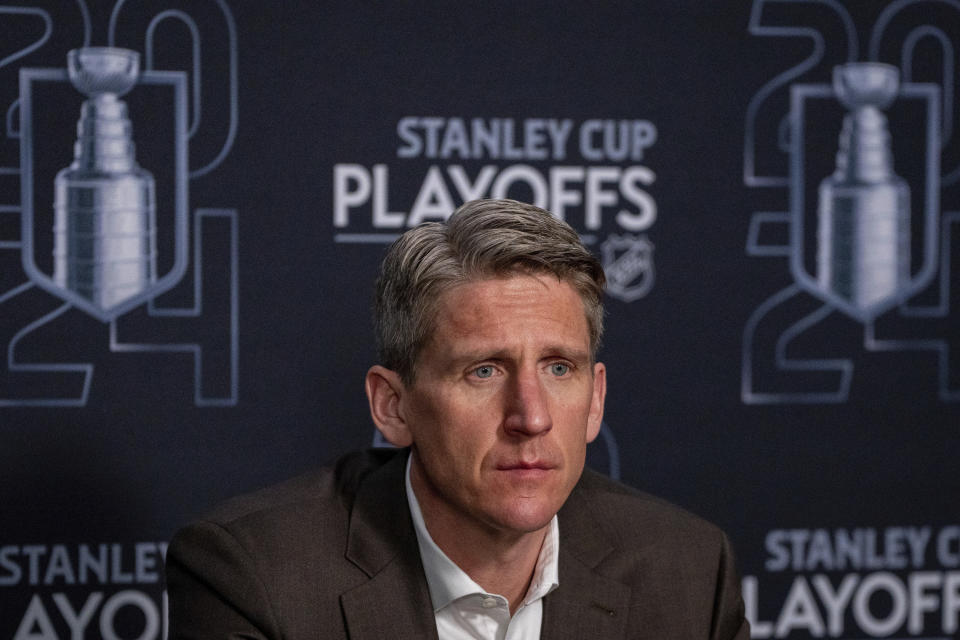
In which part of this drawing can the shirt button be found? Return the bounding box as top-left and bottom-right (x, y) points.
(481, 596), (498, 609)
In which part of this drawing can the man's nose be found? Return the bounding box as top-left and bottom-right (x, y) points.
(503, 367), (553, 436)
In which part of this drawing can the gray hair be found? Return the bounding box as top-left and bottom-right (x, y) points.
(374, 199), (605, 384)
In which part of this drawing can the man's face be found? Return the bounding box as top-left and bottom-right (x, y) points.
(401, 273), (606, 537)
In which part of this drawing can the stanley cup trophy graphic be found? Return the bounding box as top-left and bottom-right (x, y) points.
(53, 47), (157, 313)
(816, 62), (911, 314)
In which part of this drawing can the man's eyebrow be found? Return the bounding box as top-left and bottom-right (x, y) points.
(445, 346), (591, 364)
(444, 349), (511, 365)
(542, 347), (591, 364)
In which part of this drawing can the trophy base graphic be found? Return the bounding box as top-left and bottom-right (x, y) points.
(53, 169), (157, 311)
(817, 177), (910, 311)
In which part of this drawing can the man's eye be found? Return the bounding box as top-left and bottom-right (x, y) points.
(550, 363), (569, 376)
(474, 365), (495, 378)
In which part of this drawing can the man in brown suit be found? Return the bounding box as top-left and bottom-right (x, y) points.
(166, 199), (749, 639)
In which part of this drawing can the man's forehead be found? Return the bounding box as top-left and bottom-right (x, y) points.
(431, 275), (591, 343)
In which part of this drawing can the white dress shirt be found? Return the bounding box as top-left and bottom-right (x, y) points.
(405, 457), (560, 640)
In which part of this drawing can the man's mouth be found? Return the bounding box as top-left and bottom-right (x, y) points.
(496, 460), (556, 473)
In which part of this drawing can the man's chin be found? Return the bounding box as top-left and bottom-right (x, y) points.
(487, 499), (560, 536)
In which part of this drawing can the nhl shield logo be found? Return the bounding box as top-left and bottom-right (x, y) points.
(19, 48), (190, 323)
(788, 62), (941, 323)
(601, 234), (655, 303)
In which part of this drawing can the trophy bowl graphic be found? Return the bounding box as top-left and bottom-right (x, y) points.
(833, 62), (899, 111)
(53, 47), (157, 314)
(68, 47), (140, 97)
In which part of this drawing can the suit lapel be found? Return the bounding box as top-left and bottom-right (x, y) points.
(339, 558), (438, 640)
(541, 476), (632, 640)
(541, 550), (631, 640)
(340, 450), (439, 640)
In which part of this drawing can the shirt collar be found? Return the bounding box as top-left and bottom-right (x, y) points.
(405, 452), (560, 612)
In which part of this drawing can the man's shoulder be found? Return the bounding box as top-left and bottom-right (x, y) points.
(569, 468), (727, 549)
(192, 448), (404, 542)
(165, 451), (412, 637)
(556, 472), (749, 638)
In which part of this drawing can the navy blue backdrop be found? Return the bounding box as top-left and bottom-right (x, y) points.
(1, 1), (958, 638)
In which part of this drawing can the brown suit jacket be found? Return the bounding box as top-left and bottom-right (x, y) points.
(166, 448), (749, 639)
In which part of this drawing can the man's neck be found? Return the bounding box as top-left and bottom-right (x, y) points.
(410, 454), (548, 613)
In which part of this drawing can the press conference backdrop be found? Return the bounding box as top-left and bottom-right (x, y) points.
(1, 1), (958, 638)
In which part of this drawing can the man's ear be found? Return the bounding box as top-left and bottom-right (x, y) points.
(585, 362), (607, 443)
(365, 365), (413, 447)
